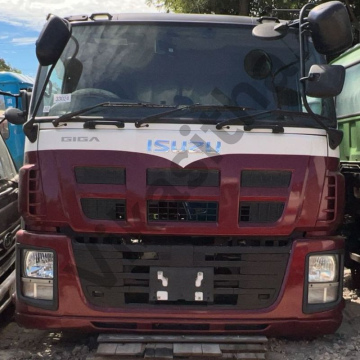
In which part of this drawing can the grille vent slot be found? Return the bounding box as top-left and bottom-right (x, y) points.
(239, 202), (284, 223)
(147, 169), (219, 187)
(29, 169), (41, 215)
(81, 198), (126, 220)
(148, 201), (218, 222)
(241, 170), (291, 188)
(325, 175), (336, 221)
(75, 167), (125, 184)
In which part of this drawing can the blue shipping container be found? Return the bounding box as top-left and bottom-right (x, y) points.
(0, 72), (33, 170)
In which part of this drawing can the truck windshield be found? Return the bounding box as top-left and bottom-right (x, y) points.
(32, 21), (335, 128)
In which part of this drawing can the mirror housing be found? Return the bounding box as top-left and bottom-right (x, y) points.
(305, 64), (345, 98)
(252, 21), (288, 40)
(36, 15), (72, 66)
(4, 107), (26, 125)
(3, 88), (31, 125)
(308, 1), (353, 56)
(244, 50), (272, 80)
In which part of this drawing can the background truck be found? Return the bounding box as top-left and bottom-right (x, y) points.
(0, 106), (19, 319)
(332, 44), (360, 287)
(3, 1), (353, 342)
(0, 71), (33, 170)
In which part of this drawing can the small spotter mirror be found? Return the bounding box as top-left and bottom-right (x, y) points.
(308, 1), (353, 55)
(252, 20), (288, 40)
(36, 15), (72, 66)
(244, 50), (272, 80)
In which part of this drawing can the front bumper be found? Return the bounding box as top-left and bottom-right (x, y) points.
(15, 230), (345, 337)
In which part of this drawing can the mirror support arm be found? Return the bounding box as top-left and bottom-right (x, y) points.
(23, 63), (56, 143)
(298, 3), (342, 150)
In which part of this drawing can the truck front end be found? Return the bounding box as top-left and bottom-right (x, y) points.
(12, 3), (352, 337)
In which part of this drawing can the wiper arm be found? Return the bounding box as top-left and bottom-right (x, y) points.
(52, 102), (110, 127)
(216, 110), (278, 130)
(52, 102), (175, 127)
(135, 104), (251, 128)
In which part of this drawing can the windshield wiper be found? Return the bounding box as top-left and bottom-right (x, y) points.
(214, 109), (308, 130)
(215, 110), (286, 130)
(134, 104), (251, 128)
(52, 102), (175, 127)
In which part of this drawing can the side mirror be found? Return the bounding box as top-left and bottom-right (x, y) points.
(4, 107), (26, 125)
(36, 15), (72, 66)
(305, 64), (345, 98)
(3, 88), (31, 125)
(308, 1), (353, 56)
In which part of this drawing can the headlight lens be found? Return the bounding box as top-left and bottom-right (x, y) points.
(24, 250), (54, 279)
(308, 255), (337, 283)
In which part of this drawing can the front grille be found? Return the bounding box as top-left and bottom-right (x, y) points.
(72, 236), (290, 310)
(147, 169), (219, 187)
(81, 198), (126, 220)
(241, 170), (292, 188)
(148, 201), (218, 222)
(0, 221), (18, 283)
(239, 202), (285, 223)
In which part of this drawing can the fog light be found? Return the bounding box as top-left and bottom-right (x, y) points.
(308, 283), (339, 304)
(21, 278), (53, 300)
(21, 250), (54, 300)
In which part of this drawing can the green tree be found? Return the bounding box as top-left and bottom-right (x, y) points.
(147, 0), (360, 18)
(147, 0), (360, 42)
(146, 0), (249, 15)
(0, 58), (21, 73)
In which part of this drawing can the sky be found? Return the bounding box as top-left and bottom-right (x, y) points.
(0, 0), (160, 78)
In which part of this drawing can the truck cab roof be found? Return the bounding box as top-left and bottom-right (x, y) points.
(65, 12), (260, 26)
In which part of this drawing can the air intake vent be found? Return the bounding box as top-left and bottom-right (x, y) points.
(147, 169), (219, 187)
(241, 170), (291, 188)
(148, 201), (218, 222)
(28, 169), (41, 215)
(75, 167), (125, 184)
(239, 202), (284, 223)
(81, 198), (126, 220)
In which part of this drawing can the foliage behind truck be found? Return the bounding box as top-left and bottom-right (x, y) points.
(332, 44), (360, 286)
(3, 1), (353, 338)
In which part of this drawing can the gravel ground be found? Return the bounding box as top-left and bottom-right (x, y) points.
(0, 270), (359, 360)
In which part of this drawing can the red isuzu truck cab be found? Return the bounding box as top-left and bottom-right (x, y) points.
(4, 1), (353, 338)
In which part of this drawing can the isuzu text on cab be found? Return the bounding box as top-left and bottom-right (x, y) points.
(4, 1), (353, 338)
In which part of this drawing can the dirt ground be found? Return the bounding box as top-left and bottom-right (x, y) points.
(0, 270), (359, 360)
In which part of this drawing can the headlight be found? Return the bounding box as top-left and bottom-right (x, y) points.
(24, 250), (54, 278)
(308, 255), (337, 283)
(307, 254), (340, 305)
(21, 250), (54, 301)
